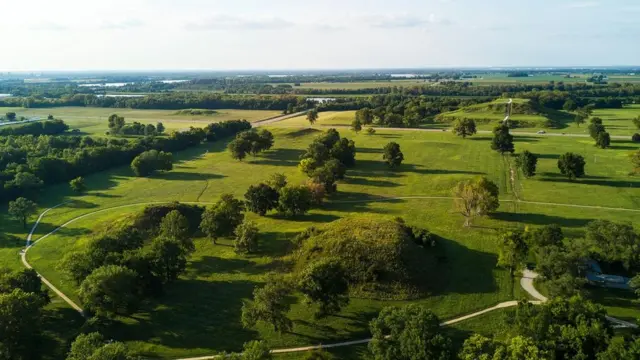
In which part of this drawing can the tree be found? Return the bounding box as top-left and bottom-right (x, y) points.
(0, 268), (50, 305)
(228, 138), (251, 161)
(330, 138), (356, 167)
(147, 237), (188, 285)
(305, 181), (326, 205)
(515, 151), (538, 178)
(244, 183), (279, 216)
(234, 220), (259, 254)
(527, 224), (563, 249)
(574, 113), (587, 127)
(497, 230), (529, 276)
(491, 124), (515, 154)
(8, 197), (37, 228)
(585, 220), (639, 270)
(242, 340), (272, 360)
(310, 159), (345, 193)
(5, 112), (16, 121)
(277, 186), (313, 217)
(156, 122), (165, 134)
(355, 107), (374, 125)
(459, 334), (503, 360)
(382, 142), (404, 169)
(563, 99), (577, 111)
(633, 116), (640, 130)
(69, 176), (87, 193)
(144, 123), (156, 136)
(78, 265), (140, 317)
(107, 114), (125, 134)
(633, 150), (640, 173)
(0, 289), (45, 360)
(630, 274), (640, 298)
(557, 152), (585, 180)
(453, 177), (500, 227)
(307, 109), (319, 125)
(588, 122), (606, 140)
(66, 332), (136, 360)
(452, 118), (477, 138)
(366, 127), (376, 135)
(632, 133), (640, 143)
(369, 304), (452, 360)
(241, 280), (293, 332)
(596, 131), (611, 149)
(351, 118), (362, 134)
(267, 173), (287, 191)
(131, 150), (173, 177)
(200, 194), (245, 244)
(159, 210), (192, 250)
(298, 259), (349, 318)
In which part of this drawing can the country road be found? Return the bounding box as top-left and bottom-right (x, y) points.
(0, 116), (43, 127)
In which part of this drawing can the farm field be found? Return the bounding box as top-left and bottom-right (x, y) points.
(1, 127), (635, 358)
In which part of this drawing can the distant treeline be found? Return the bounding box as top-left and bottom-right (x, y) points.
(0, 120), (251, 203)
(0, 93), (314, 111)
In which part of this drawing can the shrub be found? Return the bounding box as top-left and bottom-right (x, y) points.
(632, 133), (640, 143)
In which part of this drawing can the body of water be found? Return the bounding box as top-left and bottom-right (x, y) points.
(160, 80), (190, 84)
(0, 94), (12, 98)
(96, 94), (146, 98)
(308, 97), (336, 103)
(79, 82), (130, 88)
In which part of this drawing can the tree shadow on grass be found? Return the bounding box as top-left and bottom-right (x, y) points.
(538, 176), (640, 188)
(41, 304), (85, 360)
(65, 199), (99, 209)
(491, 212), (592, 228)
(117, 279), (259, 356)
(399, 164), (485, 176)
(609, 144), (640, 151)
(344, 177), (401, 188)
(248, 148), (306, 167)
(186, 256), (286, 278)
(284, 128), (322, 138)
(358, 148), (384, 154)
(536, 154), (560, 160)
(268, 212), (341, 224)
(154, 172), (225, 181)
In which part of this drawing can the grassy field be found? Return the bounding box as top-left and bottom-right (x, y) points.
(1, 127), (638, 358)
(278, 111), (356, 127)
(0, 107), (280, 136)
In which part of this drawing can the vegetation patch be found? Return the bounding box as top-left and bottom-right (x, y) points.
(292, 216), (438, 300)
(175, 109), (219, 116)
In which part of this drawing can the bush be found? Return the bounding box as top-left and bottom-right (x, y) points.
(131, 150), (173, 177)
(632, 133), (640, 143)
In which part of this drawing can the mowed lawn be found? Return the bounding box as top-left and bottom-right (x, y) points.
(2, 128), (637, 358)
(277, 111), (356, 127)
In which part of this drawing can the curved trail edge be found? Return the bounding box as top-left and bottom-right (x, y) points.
(22, 199), (638, 359)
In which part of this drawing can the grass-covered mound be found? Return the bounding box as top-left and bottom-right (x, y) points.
(293, 216), (438, 300)
(436, 98), (568, 128)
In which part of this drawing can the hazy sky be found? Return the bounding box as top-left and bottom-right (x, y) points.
(2, 0), (639, 71)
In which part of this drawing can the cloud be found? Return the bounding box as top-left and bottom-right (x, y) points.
(564, 1), (600, 8)
(360, 14), (450, 29)
(100, 19), (144, 30)
(30, 22), (69, 31)
(185, 14), (293, 31)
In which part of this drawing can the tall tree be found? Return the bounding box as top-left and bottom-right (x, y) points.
(355, 107), (374, 125)
(596, 131), (611, 149)
(66, 332), (136, 360)
(497, 230), (529, 276)
(0, 289), (45, 360)
(453, 177), (500, 227)
(277, 186), (313, 217)
(307, 109), (319, 125)
(298, 259), (349, 318)
(452, 118), (477, 138)
(244, 183), (279, 216)
(241, 280), (293, 332)
(69, 176), (87, 193)
(633, 116), (640, 130)
(200, 194), (245, 244)
(557, 152), (586, 180)
(159, 210), (193, 252)
(147, 237), (188, 285)
(491, 124), (515, 154)
(382, 142), (404, 169)
(234, 220), (259, 254)
(351, 118), (362, 134)
(8, 197), (37, 228)
(78, 265), (140, 317)
(369, 304), (452, 360)
(515, 150), (538, 178)
(574, 113), (586, 127)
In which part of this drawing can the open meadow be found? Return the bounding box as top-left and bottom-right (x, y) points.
(0, 125), (636, 358)
(0, 107), (280, 136)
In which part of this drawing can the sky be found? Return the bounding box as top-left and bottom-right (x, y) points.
(1, 0), (639, 71)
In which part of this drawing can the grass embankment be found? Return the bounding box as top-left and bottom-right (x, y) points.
(2, 127), (637, 358)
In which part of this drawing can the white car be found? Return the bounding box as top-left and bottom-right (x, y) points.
(537, 130), (546, 134)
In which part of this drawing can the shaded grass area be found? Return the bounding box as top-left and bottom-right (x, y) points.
(4, 127), (638, 358)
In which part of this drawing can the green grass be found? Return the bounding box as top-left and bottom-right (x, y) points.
(0, 107), (280, 136)
(277, 111), (356, 127)
(2, 128), (638, 358)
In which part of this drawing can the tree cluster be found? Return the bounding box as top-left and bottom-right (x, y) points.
(108, 114), (165, 136)
(228, 129), (275, 161)
(0, 119), (68, 136)
(131, 149), (173, 177)
(298, 129), (356, 194)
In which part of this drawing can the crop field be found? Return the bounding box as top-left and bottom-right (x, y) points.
(0, 126), (635, 358)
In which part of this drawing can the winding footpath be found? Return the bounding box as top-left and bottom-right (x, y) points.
(21, 198), (638, 359)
